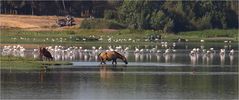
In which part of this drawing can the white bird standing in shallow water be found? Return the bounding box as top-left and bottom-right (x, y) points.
(220, 49), (226, 55)
(134, 47), (140, 53)
(172, 42), (176, 49)
(156, 50), (161, 53)
(229, 49), (234, 55)
(140, 49), (145, 53)
(163, 49), (171, 55)
(124, 47), (129, 53)
(205, 50), (211, 56)
(92, 46), (96, 50)
(190, 50), (196, 56)
(210, 48), (215, 54)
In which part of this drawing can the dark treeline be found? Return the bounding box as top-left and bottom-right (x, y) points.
(114, 1), (238, 32)
(1, 0), (238, 32)
(0, 0), (121, 17)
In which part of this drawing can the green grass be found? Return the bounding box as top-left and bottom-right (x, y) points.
(0, 55), (40, 70)
(0, 55), (72, 70)
(179, 29), (238, 41)
(179, 29), (238, 37)
(0, 29), (154, 44)
(0, 29), (238, 45)
(80, 18), (126, 29)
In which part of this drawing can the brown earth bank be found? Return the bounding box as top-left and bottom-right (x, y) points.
(0, 14), (82, 30)
(0, 14), (118, 32)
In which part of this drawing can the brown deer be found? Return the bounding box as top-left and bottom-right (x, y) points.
(98, 51), (128, 65)
(39, 47), (53, 61)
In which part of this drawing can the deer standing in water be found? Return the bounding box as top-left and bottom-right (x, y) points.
(98, 51), (128, 65)
(39, 47), (53, 61)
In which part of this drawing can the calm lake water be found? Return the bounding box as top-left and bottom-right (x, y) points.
(1, 42), (238, 99)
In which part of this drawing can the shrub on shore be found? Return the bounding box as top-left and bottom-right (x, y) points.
(80, 19), (126, 29)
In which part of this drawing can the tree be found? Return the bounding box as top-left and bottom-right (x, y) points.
(150, 10), (166, 30)
(117, 0), (152, 29)
(163, 18), (174, 33)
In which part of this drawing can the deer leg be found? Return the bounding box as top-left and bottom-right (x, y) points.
(100, 58), (104, 64)
(112, 59), (117, 65)
(100, 58), (102, 64)
(112, 59), (115, 65)
(112, 60), (114, 65)
(100, 61), (105, 64)
(115, 58), (117, 65)
(103, 59), (106, 64)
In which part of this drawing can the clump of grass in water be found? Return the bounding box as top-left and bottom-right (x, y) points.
(0, 55), (72, 70)
(0, 55), (41, 70)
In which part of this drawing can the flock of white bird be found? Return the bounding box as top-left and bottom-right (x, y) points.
(2, 45), (26, 57)
(1, 40), (237, 63)
(189, 40), (235, 65)
(11, 35), (144, 43)
(189, 47), (234, 56)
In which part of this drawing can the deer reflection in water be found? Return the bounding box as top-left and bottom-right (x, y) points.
(99, 64), (126, 80)
(39, 66), (48, 82)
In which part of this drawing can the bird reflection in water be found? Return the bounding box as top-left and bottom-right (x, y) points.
(205, 54), (214, 65)
(229, 55), (234, 65)
(164, 54), (171, 63)
(156, 54), (161, 62)
(135, 53), (140, 62)
(220, 54), (225, 66)
(172, 54), (176, 62)
(190, 54), (197, 75)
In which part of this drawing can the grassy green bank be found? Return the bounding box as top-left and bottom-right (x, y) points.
(178, 29), (238, 41)
(0, 56), (72, 70)
(0, 29), (238, 45)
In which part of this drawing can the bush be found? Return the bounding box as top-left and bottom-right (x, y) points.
(66, 31), (76, 35)
(80, 19), (126, 29)
(104, 10), (116, 19)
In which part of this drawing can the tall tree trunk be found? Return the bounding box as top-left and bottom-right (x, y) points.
(62, 0), (66, 10)
(31, 1), (34, 15)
